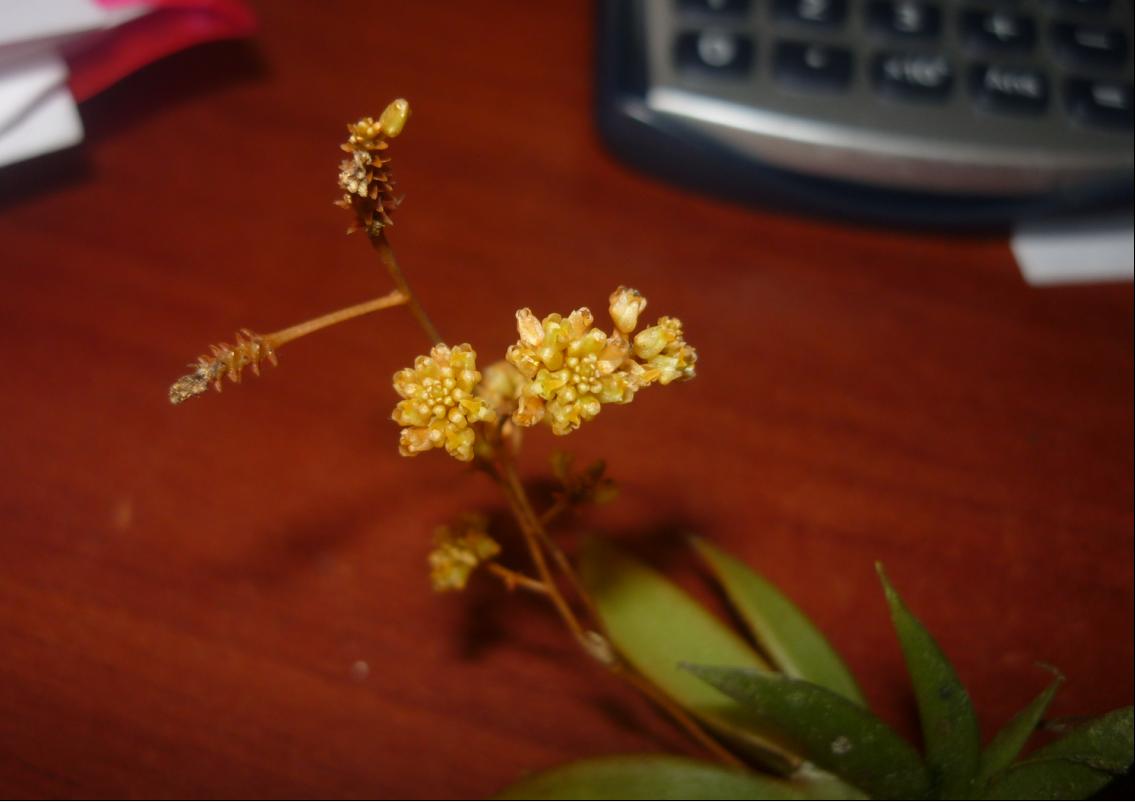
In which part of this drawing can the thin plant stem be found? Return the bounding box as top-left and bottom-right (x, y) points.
(371, 233), (442, 345)
(616, 664), (746, 769)
(265, 290), (408, 349)
(487, 563), (549, 595)
(498, 453), (744, 769)
(499, 458), (589, 645)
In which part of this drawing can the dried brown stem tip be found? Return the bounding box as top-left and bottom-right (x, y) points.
(335, 99), (410, 236)
(169, 329), (275, 405)
(169, 290), (407, 405)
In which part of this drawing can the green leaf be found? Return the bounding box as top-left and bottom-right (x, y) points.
(984, 706), (1133, 800)
(977, 668), (1065, 786)
(691, 537), (866, 706)
(877, 563), (980, 798)
(496, 754), (867, 800)
(1028, 706), (1133, 770)
(578, 537), (797, 772)
(685, 664), (929, 800)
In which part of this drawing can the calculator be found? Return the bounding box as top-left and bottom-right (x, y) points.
(595, 0), (1134, 226)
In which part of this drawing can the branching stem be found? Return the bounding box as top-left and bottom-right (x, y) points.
(487, 563), (548, 595)
(371, 233), (442, 345)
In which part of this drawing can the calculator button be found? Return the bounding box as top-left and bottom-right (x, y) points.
(961, 9), (1037, 53)
(678, 0), (752, 16)
(675, 30), (755, 76)
(774, 0), (848, 29)
(1051, 23), (1128, 69)
(1065, 78), (1134, 128)
(969, 63), (1049, 114)
(872, 52), (955, 100)
(1047, 0), (1111, 12)
(867, 1), (942, 39)
(774, 41), (854, 92)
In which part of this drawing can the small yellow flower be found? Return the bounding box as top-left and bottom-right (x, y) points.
(608, 286), (647, 335)
(392, 343), (497, 461)
(634, 316), (697, 385)
(476, 360), (525, 418)
(428, 514), (500, 592)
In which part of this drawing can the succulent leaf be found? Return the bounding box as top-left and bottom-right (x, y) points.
(684, 664), (929, 800)
(578, 537), (799, 772)
(984, 707), (1133, 799)
(495, 754), (866, 800)
(691, 537), (866, 706)
(877, 563), (980, 798)
(978, 668), (1064, 786)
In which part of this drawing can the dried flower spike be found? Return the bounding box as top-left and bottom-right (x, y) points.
(169, 329), (276, 405)
(336, 98), (410, 236)
(392, 343), (498, 461)
(168, 290), (407, 405)
(428, 514), (501, 592)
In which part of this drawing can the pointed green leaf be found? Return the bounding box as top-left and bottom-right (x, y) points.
(578, 537), (798, 772)
(985, 706), (1133, 800)
(691, 537), (866, 706)
(985, 761), (1123, 800)
(1028, 706), (1133, 771)
(496, 754), (867, 800)
(685, 664), (929, 800)
(977, 668), (1064, 786)
(877, 563), (980, 798)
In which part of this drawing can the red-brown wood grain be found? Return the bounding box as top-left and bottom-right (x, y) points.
(1, 2), (1131, 797)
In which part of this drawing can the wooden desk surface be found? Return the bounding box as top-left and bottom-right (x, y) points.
(1, 3), (1131, 797)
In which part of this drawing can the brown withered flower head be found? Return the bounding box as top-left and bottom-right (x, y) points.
(335, 98), (410, 236)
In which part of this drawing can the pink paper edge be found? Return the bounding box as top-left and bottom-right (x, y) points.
(66, 0), (257, 102)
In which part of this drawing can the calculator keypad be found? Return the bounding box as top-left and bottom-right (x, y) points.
(666, 0), (1134, 131)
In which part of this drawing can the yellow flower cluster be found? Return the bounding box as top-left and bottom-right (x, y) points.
(428, 514), (500, 592)
(504, 287), (696, 435)
(392, 344), (497, 462)
(335, 98), (410, 236)
(390, 287), (695, 460)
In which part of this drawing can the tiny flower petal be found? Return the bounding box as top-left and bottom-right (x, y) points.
(609, 286), (646, 334)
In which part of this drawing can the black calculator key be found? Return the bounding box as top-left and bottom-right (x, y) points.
(969, 63), (1049, 114)
(1051, 23), (1128, 69)
(775, 0), (848, 29)
(675, 30), (755, 76)
(872, 52), (955, 101)
(774, 41), (854, 92)
(867, 1), (942, 39)
(961, 9), (1037, 53)
(678, 0), (752, 16)
(1048, 0), (1111, 12)
(1065, 78), (1134, 128)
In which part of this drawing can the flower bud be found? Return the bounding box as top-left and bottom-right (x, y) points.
(608, 286), (646, 334)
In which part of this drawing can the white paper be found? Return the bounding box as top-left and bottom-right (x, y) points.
(0, 51), (82, 167)
(1012, 210), (1135, 286)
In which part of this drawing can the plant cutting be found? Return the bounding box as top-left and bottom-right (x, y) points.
(169, 99), (1133, 800)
